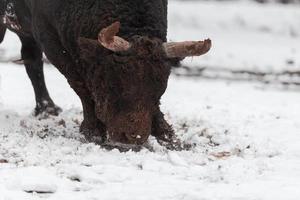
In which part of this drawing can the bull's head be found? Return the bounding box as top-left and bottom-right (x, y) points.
(78, 22), (211, 145)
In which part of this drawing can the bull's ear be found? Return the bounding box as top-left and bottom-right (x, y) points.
(77, 37), (101, 59)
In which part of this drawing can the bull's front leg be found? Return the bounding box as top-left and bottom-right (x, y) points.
(75, 88), (107, 144)
(151, 110), (183, 150)
(50, 59), (107, 144)
(34, 26), (107, 143)
(54, 65), (107, 144)
(19, 36), (62, 116)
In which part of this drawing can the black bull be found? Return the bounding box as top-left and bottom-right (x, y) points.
(0, 0), (210, 149)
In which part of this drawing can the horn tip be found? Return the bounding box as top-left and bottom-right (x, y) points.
(204, 38), (212, 51)
(112, 21), (120, 27)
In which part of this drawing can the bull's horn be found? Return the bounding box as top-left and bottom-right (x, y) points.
(163, 39), (211, 58)
(98, 21), (131, 52)
(99, 22), (212, 57)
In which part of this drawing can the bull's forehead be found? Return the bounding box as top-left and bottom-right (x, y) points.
(114, 1), (167, 41)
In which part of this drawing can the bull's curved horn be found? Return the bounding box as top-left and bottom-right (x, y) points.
(163, 39), (212, 58)
(98, 21), (131, 52)
(99, 22), (212, 57)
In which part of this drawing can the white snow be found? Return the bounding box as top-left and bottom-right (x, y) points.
(1, 1), (300, 200)
(169, 1), (300, 73)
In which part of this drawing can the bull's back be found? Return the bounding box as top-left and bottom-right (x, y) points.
(29, 0), (168, 59)
(33, 0), (168, 40)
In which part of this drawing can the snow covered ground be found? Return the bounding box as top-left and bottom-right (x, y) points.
(1, 1), (300, 200)
(169, 1), (300, 72)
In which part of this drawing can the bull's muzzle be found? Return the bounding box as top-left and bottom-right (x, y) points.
(107, 110), (152, 145)
(98, 21), (212, 58)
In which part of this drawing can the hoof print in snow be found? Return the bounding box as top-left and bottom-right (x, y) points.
(23, 184), (57, 194)
(210, 151), (231, 159)
(57, 119), (66, 128)
(68, 175), (82, 182)
(24, 190), (55, 194)
(0, 159), (8, 164)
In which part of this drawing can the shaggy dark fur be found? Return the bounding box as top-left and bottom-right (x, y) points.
(0, 0), (180, 148)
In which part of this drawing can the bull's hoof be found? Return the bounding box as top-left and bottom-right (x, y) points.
(152, 121), (191, 151)
(34, 103), (62, 117)
(81, 129), (107, 144)
(156, 137), (191, 151)
(80, 121), (107, 144)
(152, 120), (187, 150)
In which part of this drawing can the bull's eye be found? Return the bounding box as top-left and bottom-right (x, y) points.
(113, 50), (133, 64)
(113, 54), (129, 64)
